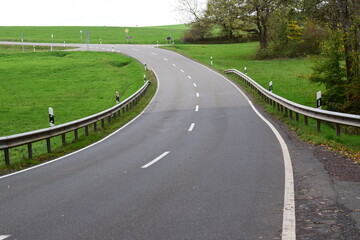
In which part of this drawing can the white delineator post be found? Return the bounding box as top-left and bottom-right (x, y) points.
(269, 81), (273, 92)
(49, 107), (55, 127)
(316, 91), (322, 109)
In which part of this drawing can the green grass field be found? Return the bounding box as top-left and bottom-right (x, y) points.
(0, 25), (189, 45)
(0, 47), (145, 136)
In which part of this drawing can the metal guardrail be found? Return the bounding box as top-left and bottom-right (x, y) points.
(224, 69), (360, 135)
(0, 81), (150, 165)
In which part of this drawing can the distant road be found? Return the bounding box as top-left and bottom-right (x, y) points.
(0, 42), (294, 239)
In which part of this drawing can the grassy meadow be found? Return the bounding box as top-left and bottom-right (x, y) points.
(0, 25), (189, 45)
(0, 47), (145, 137)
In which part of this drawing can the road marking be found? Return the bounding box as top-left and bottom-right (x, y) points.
(188, 123), (195, 132)
(151, 52), (157, 55)
(187, 76), (192, 79)
(142, 151), (170, 168)
(180, 69), (184, 73)
(164, 58), (168, 61)
(132, 48), (139, 51)
(193, 83), (197, 87)
(0, 236), (11, 240)
(196, 92), (199, 98)
(182, 58), (296, 240)
(195, 105), (199, 112)
(172, 63), (176, 67)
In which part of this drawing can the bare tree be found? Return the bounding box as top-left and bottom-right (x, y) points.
(176, 0), (206, 23)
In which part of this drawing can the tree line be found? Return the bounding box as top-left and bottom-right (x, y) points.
(177, 0), (360, 114)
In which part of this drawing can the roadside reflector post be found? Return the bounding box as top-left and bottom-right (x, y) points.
(49, 107), (55, 127)
(269, 81), (273, 92)
(116, 91), (120, 104)
(210, 56), (213, 66)
(100, 38), (102, 44)
(51, 34), (54, 52)
(244, 67), (247, 75)
(33, 45), (36, 52)
(144, 74), (147, 82)
(316, 91), (322, 109)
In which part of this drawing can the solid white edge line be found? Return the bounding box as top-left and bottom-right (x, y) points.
(195, 105), (199, 112)
(141, 151), (170, 168)
(0, 67), (161, 180)
(168, 51), (295, 240)
(188, 123), (195, 132)
(0, 236), (11, 240)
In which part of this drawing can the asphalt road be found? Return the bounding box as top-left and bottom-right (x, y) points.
(0, 43), (294, 239)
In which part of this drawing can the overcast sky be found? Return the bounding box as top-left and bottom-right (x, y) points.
(0, 0), (183, 27)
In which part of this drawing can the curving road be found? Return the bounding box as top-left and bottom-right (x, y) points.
(0, 43), (294, 239)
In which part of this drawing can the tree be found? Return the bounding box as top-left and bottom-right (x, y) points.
(176, 0), (206, 23)
(205, 0), (242, 39)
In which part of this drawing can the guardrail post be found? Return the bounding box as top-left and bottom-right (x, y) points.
(85, 125), (89, 136)
(289, 110), (293, 119)
(28, 143), (33, 159)
(74, 129), (78, 141)
(46, 138), (51, 153)
(296, 113), (299, 122)
(101, 119), (105, 128)
(336, 124), (341, 136)
(304, 116), (308, 125)
(62, 134), (66, 146)
(316, 119), (321, 131)
(94, 122), (97, 132)
(107, 116), (111, 123)
(4, 148), (10, 165)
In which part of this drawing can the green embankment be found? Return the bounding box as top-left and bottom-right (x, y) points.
(0, 48), (144, 136)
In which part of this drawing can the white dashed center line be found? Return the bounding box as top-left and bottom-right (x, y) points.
(164, 58), (168, 61)
(195, 105), (199, 112)
(188, 123), (195, 132)
(151, 52), (157, 55)
(142, 152), (170, 168)
(187, 76), (192, 79)
(0, 235), (11, 240)
(180, 69), (184, 73)
(172, 63), (176, 67)
(193, 83), (197, 87)
(196, 92), (200, 98)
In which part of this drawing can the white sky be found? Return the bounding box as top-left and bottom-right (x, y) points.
(0, 0), (182, 27)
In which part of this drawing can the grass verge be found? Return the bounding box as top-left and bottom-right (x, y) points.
(0, 71), (157, 175)
(0, 49), (144, 136)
